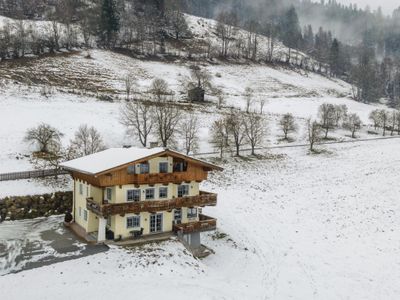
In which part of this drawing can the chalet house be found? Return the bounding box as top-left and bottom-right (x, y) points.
(60, 147), (222, 249)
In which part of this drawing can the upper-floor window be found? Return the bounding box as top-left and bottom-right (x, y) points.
(187, 207), (197, 219)
(127, 165), (136, 174)
(178, 185), (189, 197)
(140, 163), (149, 174)
(127, 189), (141, 202)
(145, 188), (155, 200)
(127, 216), (140, 228)
(79, 183), (83, 195)
(173, 161), (187, 172)
(159, 187), (168, 198)
(86, 186), (89, 197)
(159, 162), (168, 173)
(105, 188), (112, 201)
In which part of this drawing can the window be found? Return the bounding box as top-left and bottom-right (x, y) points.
(145, 188), (155, 200)
(83, 209), (88, 221)
(187, 208), (197, 219)
(174, 208), (182, 221)
(106, 188), (112, 201)
(127, 216), (140, 228)
(173, 161), (187, 172)
(127, 165), (136, 174)
(178, 185), (189, 197)
(140, 163), (149, 174)
(159, 162), (168, 173)
(79, 207), (82, 217)
(159, 187), (168, 199)
(127, 189), (141, 202)
(79, 183), (83, 195)
(107, 216), (112, 227)
(86, 186), (89, 197)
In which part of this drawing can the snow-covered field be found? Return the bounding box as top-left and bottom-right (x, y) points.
(1, 138), (400, 299)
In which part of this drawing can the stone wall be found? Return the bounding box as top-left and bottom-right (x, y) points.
(0, 191), (73, 222)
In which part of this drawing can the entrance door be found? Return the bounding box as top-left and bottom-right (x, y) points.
(150, 213), (163, 233)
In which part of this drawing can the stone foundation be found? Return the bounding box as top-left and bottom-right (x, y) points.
(0, 191), (72, 222)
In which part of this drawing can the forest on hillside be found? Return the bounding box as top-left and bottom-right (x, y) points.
(0, 0), (399, 107)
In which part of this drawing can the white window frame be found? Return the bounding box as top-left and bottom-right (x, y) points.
(127, 216), (141, 228)
(145, 188), (155, 200)
(187, 207), (197, 219)
(159, 187), (168, 199)
(79, 183), (83, 195)
(127, 189), (141, 202)
(83, 209), (88, 221)
(159, 162), (168, 173)
(140, 163), (149, 174)
(178, 185), (190, 197)
(105, 188), (112, 201)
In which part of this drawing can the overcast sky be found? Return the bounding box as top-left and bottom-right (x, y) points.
(332, 0), (399, 15)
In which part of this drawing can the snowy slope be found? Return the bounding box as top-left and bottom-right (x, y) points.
(1, 139), (400, 299)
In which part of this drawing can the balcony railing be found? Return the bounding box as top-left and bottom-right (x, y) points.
(86, 191), (217, 217)
(173, 214), (217, 234)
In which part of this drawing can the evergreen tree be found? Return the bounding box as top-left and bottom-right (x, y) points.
(99, 0), (120, 48)
(280, 6), (302, 62)
(329, 38), (340, 76)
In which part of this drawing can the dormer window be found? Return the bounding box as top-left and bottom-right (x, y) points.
(173, 160), (187, 172)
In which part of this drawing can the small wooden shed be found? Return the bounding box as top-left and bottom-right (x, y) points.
(188, 87), (205, 102)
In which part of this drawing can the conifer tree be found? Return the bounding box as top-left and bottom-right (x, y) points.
(99, 0), (120, 48)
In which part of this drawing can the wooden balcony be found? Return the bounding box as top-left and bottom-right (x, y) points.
(173, 214), (217, 234)
(86, 191), (217, 217)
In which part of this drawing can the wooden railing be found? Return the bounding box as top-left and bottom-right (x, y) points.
(86, 191), (217, 217)
(173, 214), (217, 234)
(97, 170), (208, 187)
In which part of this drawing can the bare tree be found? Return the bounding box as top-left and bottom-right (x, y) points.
(210, 118), (228, 158)
(333, 104), (348, 127)
(307, 119), (322, 152)
(259, 98), (266, 114)
(150, 78), (170, 102)
(213, 88), (226, 109)
(369, 109), (381, 131)
(379, 109), (389, 136)
(389, 111), (397, 136)
(120, 101), (153, 147)
(216, 11), (238, 57)
(124, 74), (136, 100)
(243, 112), (266, 155)
(24, 123), (63, 153)
(70, 124), (106, 157)
(186, 66), (213, 91)
(179, 114), (199, 154)
(318, 103), (336, 139)
(280, 113), (297, 140)
(226, 111), (246, 156)
(166, 4), (190, 40)
(244, 87), (253, 113)
(343, 113), (362, 138)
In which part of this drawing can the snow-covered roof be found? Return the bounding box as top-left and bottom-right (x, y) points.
(60, 147), (166, 175)
(60, 147), (222, 175)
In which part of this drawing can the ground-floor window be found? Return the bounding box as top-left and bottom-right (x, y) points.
(79, 207), (82, 217)
(174, 208), (182, 222)
(150, 213), (163, 233)
(187, 207), (197, 219)
(127, 216), (140, 228)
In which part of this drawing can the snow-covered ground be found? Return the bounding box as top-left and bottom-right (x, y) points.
(1, 138), (400, 299)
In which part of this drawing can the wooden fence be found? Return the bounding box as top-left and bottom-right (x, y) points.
(0, 169), (69, 182)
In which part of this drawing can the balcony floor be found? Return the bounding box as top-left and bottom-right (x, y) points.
(105, 232), (174, 247)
